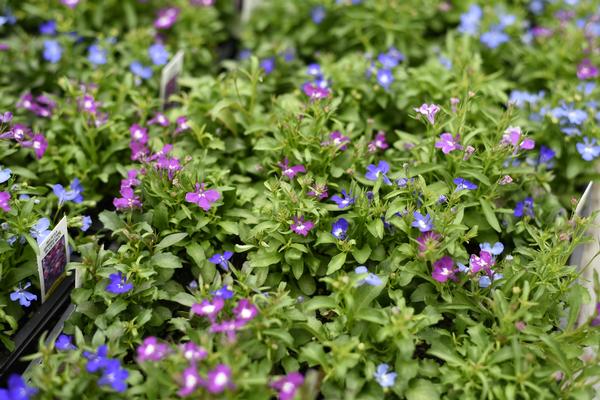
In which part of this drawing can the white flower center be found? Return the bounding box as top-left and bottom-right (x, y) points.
(282, 382), (295, 393)
(215, 372), (228, 386)
(203, 304), (215, 314)
(186, 374), (197, 388)
(240, 308), (252, 319)
(145, 344), (155, 355)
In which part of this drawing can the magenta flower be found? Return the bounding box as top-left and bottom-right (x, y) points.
(591, 303), (600, 327)
(432, 256), (458, 282)
(178, 366), (203, 397)
(232, 299), (258, 326)
(130, 124), (148, 144)
(209, 319), (239, 341)
(326, 131), (350, 150)
(129, 140), (149, 161)
(21, 133), (48, 159)
(416, 231), (441, 255)
(179, 342), (207, 362)
(61, 0), (80, 8)
(155, 155), (181, 180)
(79, 95), (99, 114)
(191, 298), (224, 320)
(154, 7), (180, 29)
(205, 364), (234, 394)
(121, 169), (141, 188)
(137, 337), (169, 362)
(113, 187), (142, 210)
(435, 133), (462, 154)
(149, 144), (174, 161)
(271, 372), (304, 400)
(0, 191), (10, 212)
(175, 116), (190, 134)
(469, 250), (494, 274)
(414, 103), (441, 125)
(278, 158), (305, 179)
(148, 113), (169, 127)
(502, 126), (535, 150)
(290, 216), (314, 237)
(302, 82), (331, 99)
(577, 59), (598, 80)
(368, 131), (389, 152)
(185, 183), (221, 211)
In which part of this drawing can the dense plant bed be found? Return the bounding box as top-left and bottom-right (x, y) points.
(1, 0), (600, 399)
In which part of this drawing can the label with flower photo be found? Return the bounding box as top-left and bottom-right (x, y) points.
(36, 216), (69, 302)
(159, 50), (184, 109)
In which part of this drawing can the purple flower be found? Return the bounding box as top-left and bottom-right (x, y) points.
(260, 57), (276, 75)
(79, 94), (99, 113)
(373, 363), (396, 388)
(576, 137), (600, 161)
(414, 103), (441, 125)
(307, 63), (321, 76)
(53, 178), (84, 205)
(130, 124), (148, 144)
(291, 216), (314, 237)
(591, 303), (600, 327)
(81, 215), (92, 232)
(43, 39), (62, 63)
(98, 359), (128, 393)
(411, 211), (433, 232)
(233, 299), (258, 326)
(55, 334), (76, 351)
(83, 345), (109, 373)
(432, 256), (458, 283)
(539, 145), (556, 165)
(10, 281), (37, 307)
(178, 366), (202, 397)
(137, 337), (169, 362)
(435, 133), (462, 154)
(105, 272), (133, 294)
(21, 133), (48, 159)
(514, 197), (534, 218)
(154, 7), (179, 29)
(331, 190), (355, 209)
(148, 112), (170, 127)
(0, 111), (12, 123)
(368, 131), (388, 152)
(39, 20), (56, 35)
(327, 131), (350, 150)
(212, 286), (234, 299)
(88, 44), (107, 65)
(502, 126), (535, 150)
(311, 6), (326, 24)
(577, 59), (598, 80)
(113, 187), (142, 210)
(185, 183), (221, 211)
(271, 372), (304, 400)
(209, 319), (239, 341)
(61, 0), (80, 7)
(191, 298), (224, 320)
(355, 266), (382, 286)
(416, 231), (441, 255)
(0, 191), (10, 212)
(148, 43), (169, 66)
(175, 116), (190, 134)
(453, 177), (478, 191)
(205, 364), (234, 394)
(365, 161), (391, 184)
(130, 61), (153, 80)
(30, 217), (51, 244)
(278, 158), (306, 179)
(302, 82), (331, 99)
(209, 251), (233, 270)
(307, 183), (328, 200)
(155, 155), (181, 180)
(469, 251), (494, 274)
(179, 342), (207, 362)
(331, 218), (349, 240)
(0, 374), (37, 400)
(376, 69), (394, 89)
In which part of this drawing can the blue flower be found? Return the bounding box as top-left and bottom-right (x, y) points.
(458, 4), (482, 35)
(10, 281), (37, 307)
(454, 177), (478, 191)
(514, 197), (534, 218)
(0, 374), (37, 399)
(130, 61), (153, 79)
(98, 359), (129, 393)
(311, 6), (326, 24)
(55, 334), (76, 351)
(212, 286), (234, 299)
(479, 272), (504, 288)
(209, 251), (233, 270)
(0, 166), (10, 183)
(480, 242), (504, 255)
(551, 103), (587, 125)
(331, 218), (349, 240)
(307, 63), (321, 77)
(373, 363), (396, 388)
(260, 57), (276, 75)
(331, 190), (355, 209)
(148, 43), (170, 66)
(39, 20), (57, 35)
(43, 39), (62, 63)
(30, 218), (51, 244)
(480, 29), (510, 49)
(576, 136), (600, 161)
(81, 215), (92, 232)
(377, 53), (399, 69)
(411, 211), (433, 232)
(53, 178), (84, 205)
(376, 69), (393, 89)
(539, 145), (555, 166)
(88, 44), (107, 65)
(355, 266), (382, 286)
(365, 161), (391, 184)
(105, 272), (133, 294)
(84, 345), (109, 373)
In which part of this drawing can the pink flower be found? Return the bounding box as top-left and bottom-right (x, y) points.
(278, 158), (305, 179)
(432, 256), (457, 282)
(148, 113), (170, 127)
(21, 133), (48, 159)
(191, 298), (224, 320)
(435, 133), (462, 154)
(290, 216), (314, 236)
(577, 59), (598, 80)
(232, 299), (258, 326)
(414, 103), (441, 125)
(185, 183), (221, 211)
(154, 7), (180, 29)
(178, 366), (203, 397)
(179, 342), (207, 362)
(130, 124), (148, 144)
(469, 250), (494, 274)
(137, 337), (169, 362)
(113, 187), (142, 210)
(155, 155), (181, 180)
(61, 0), (80, 8)
(271, 372), (304, 400)
(205, 364), (234, 394)
(175, 116), (190, 134)
(302, 82), (331, 99)
(416, 231), (441, 255)
(502, 126), (535, 150)
(368, 131), (388, 152)
(326, 131), (350, 150)
(0, 191), (10, 212)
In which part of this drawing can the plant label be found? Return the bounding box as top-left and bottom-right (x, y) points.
(36, 216), (69, 303)
(160, 50), (184, 109)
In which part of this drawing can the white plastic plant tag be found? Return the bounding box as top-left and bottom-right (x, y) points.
(36, 216), (69, 303)
(160, 50), (184, 109)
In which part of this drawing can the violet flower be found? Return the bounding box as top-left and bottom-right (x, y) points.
(0, 191), (10, 212)
(469, 251), (494, 274)
(591, 303), (600, 327)
(30, 217), (51, 244)
(514, 197), (534, 218)
(130, 124), (148, 144)
(175, 116), (190, 134)
(331, 218), (349, 240)
(453, 177), (478, 191)
(98, 359), (128, 393)
(577, 59), (598, 80)
(576, 137), (600, 161)
(302, 82), (331, 99)
(365, 161), (391, 184)
(212, 286), (234, 300)
(307, 183), (329, 200)
(233, 299), (258, 326)
(154, 7), (180, 29)
(411, 211), (433, 232)
(327, 131), (350, 150)
(61, 0), (80, 7)
(88, 44), (107, 65)
(83, 345), (109, 373)
(53, 178), (84, 205)
(205, 364), (234, 394)
(290, 216), (315, 237)
(432, 256), (457, 283)
(416, 231), (441, 255)
(79, 94), (99, 113)
(178, 366), (202, 397)
(480, 242), (504, 255)
(105, 272), (133, 294)
(271, 372), (304, 400)
(414, 103), (441, 125)
(43, 39), (62, 63)
(10, 281), (37, 307)
(278, 158), (305, 179)
(376, 69), (394, 89)
(155, 155), (181, 180)
(148, 43), (169, 66)
(368, 131), (389, 152)
(0, 375), (37, 399)
(137, 337), (169, 362)
(130, 61), (153, 80)
(21, 133), (48, 159)
(209, 251), (233, 270)
(435, 133), (462, 154)
(55, 334), (76, 351)
(113, 187), (142, 210)
(191, 298), (224, 320)
(331, 190), (355, 209)
(179, 342), (207, 362)
(185, 183), (221, 211)
(502, 126), (535, 150)
(148, 113), (169, 127)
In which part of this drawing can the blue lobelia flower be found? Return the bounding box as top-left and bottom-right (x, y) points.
(10, 281), (37, 307)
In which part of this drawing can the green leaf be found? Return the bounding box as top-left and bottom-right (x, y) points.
(326, 252), (347, 275)
(480, 199), (501, 232)
(250, 250), (281, 268)
(172, 292), (197, 307)
(155, 233), (188, 251)
(351, 245), (372, 264)
(151, 253), (183, 269)
(186, 243), (205, 267)
(303, 296), (336, 312)
(406, 379), (440, 400)
(99, 211), (126, 232)
(367, 218), (384, 239)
